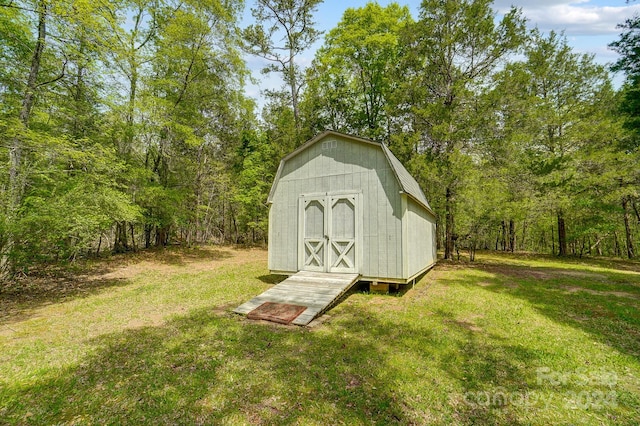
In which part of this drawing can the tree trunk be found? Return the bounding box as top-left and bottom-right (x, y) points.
(233, 217), (238, 244)
(129, 223), (137, 252)
(96, 235), (102, 257)
(632, 199), (640, 224)
(500, 220), (507, 251)
(144, 224), (152, 249)
(509, 219), (515, 252)
(252, 221), (256, 244)
(113, 221), (129, 253)
(289, 45), (300, 129)
(155, 226), (169, 247)
(591, 234), (604, 256)
(444, 187), (455, 260)
(557, 212), (567, 256)
(622, 196), (635, 259)
(614, 231), (621, 257)
(551, 225), (555, 255)
(1, 1), (48, 279)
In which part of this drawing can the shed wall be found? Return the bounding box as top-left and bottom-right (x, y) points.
(268, 135), (404, 279)
(406, 197), (438, 278)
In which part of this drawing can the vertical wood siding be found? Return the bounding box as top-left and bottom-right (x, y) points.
(269, 134), (433, 280)
(406, 197), (437, 277)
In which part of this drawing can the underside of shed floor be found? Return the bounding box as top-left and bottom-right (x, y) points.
(233, 271), (360, 326)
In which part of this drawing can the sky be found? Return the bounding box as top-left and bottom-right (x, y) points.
(242, 0), (640, 110)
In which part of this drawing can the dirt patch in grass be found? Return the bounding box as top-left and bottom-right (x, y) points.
(559, 285), (639, 300)
(478, 264), (608, 282)
(125, 313), (167, 329)
(90, 246), (265, 281)
(450, 319), (483, 332)
(344, 373), (363, 390)
(444, 313), (484, 333)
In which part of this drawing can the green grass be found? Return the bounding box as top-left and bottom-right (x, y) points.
(1, 247), (639, 425)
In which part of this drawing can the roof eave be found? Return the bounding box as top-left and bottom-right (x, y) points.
(400, 191), (437, 217)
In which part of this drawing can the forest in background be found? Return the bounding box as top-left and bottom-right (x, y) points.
(1, 0), (639, 279)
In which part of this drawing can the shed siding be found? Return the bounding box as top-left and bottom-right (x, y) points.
(406, 197), (437, 277)
(269, 135), (404, 279)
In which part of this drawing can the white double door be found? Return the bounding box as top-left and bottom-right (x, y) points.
(299, 193), (361, 274)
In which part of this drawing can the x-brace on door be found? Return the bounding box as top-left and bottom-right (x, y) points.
(299, 193), (360, 273)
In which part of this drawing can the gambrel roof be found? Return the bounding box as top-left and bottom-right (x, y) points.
(267, 130), (434, 215)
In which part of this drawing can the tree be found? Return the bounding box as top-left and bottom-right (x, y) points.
(396, 0), (526, 259)
(0, 0), (148, 273)
(610, 4), (640, 89)
(243, 0), (323, 128)
(0, 0), (256, 276)
(100, 0), (160, 251)
(609, 8), (640, 257)
(302, 2), (412, 140)
(610, 14), (640, 148)
(491, 30), (624, 256)
(232, 130), (276, 243)
(150, 0), (247, 243)
(1, 0), (48, 276)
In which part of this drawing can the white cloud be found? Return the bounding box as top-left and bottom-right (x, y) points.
(528, 4), (640, 35)
(493, 1), (640, 36)
(493, 0), (589, 9)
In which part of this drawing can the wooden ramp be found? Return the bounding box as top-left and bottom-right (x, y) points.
(234, 271), (360, 326)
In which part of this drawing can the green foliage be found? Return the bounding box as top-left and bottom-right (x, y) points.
(1, 0), (639, 276)
(610, 14), (640, 78)
(0, 4), (32, 109)
(243, 0), (323, 127)
(399, 0), (526, 152)
(302, 2), (412, 140)
(262, 91), (306, 159)
(609, 13), (640, 148)
(17, 185), (141, 264)
(0, 0), (255, 276)
(10, 134), (142, 266)
(232, 131), (276, 242)
(486, 30), (625, 255)
(394, 0), (526, 258)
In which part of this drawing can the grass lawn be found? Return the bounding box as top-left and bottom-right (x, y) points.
(1, 247), (639, 425)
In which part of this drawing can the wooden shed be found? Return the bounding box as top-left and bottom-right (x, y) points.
(267, 131), (437, 284)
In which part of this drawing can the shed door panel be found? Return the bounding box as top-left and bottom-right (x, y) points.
(299, 193), (360, 274)
(329, 195), (357, 273)
(301, 198), (326, 271)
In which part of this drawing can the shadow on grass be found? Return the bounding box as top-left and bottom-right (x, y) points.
(0, 298), (552, 425)
(0, 277), (131, 325)
(257, 274), (286, 285)
(442, 260), (640, 360)
(133, 246), (234, 267)
(0, 246), (237, 325)
(474, 250), (640, 275)
(2, 255), (637, 424)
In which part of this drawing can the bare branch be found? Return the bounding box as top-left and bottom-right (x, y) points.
(35, 54), (68, 88)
